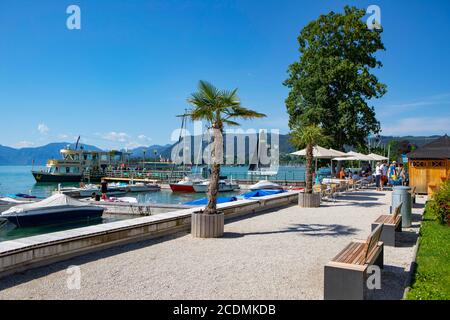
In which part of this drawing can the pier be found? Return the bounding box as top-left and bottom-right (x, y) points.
(101, 169), (306, 187)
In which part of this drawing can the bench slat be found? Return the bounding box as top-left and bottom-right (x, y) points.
(344, 242), (362, 264)
(376, 214), (401, 225)
(332, 242), (356, 262)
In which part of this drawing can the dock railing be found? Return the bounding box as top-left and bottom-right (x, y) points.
(102, 169), (306, 186)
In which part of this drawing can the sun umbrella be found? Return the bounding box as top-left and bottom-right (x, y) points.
(367, 153), (388, 161)
(291, 146), (344, 159)
(332, 156), (360, 161)
(291, 146), (345, 177)
(329, 148), (349, 157)
(345, 151), (374, 161)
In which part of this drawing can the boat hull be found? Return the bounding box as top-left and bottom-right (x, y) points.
(127, 185), (161, 193)
(32, 171), (83, 183)
(169, 184), (195, 192)
(2, 205), (104, 228)
(192, 184), (240, 193)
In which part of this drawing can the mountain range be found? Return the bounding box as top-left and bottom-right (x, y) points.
(0, 135), (444, 165)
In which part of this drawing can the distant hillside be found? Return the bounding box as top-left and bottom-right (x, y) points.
(130, 145), (173, 159)
(378, 135), (442, 148)
(0, 143), (101, 165)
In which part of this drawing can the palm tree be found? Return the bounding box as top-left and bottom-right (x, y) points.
(290, 124), (329, 194)
(187, 80), (266, 214)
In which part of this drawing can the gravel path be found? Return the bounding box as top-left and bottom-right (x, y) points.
(0, 190), (424, 300)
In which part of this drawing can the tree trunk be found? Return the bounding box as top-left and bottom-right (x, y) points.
(204, 125), (223, 214)
(305, 144), (313, 194)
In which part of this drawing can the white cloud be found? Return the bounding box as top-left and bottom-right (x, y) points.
(138, 134), (152, 142)
(381, 117), (450, 136)
(38, 123), (49, 134)
(101, 132), (130, 143)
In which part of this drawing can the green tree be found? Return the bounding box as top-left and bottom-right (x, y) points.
(290, 124), (329, 194)
(284, 6), (386, 150)
(187, 81), (266, 214)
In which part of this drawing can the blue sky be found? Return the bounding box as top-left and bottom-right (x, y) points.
(0, 0), (449, 150)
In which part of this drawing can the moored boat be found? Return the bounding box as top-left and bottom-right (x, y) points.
(0, 194), (104, 227)
(249, 180), (284, 191)
(32, 138), (131, 183)
(126, 182), (161, 193)
(56, 184), (101, 198)
(192, 180), (240, 193)
(169, 175), (206, 192)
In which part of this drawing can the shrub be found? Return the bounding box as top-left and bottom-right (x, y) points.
(426, 180), (450, 225)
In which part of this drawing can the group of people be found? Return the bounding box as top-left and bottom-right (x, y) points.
(337, 166), (374, 184)
(335, 161), (408, 191)
(374, 161), (408, 191)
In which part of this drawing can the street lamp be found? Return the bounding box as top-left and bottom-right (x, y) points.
(142, 149), (147, 171)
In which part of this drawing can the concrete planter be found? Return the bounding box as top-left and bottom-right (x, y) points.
(191, 211), (224, 238)
(299, 193), (321, 208)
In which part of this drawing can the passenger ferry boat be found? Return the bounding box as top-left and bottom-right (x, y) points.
(32, 145), (131, 183)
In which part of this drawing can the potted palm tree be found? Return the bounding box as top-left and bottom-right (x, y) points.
(187, 81), (266, 238)
(290, 124), (329, 208)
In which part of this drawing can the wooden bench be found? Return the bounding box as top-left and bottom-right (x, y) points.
(372, 203), (402, 247)
(324, 224), (384, 300)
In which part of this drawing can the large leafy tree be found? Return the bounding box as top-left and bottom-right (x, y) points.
(284, 6), (386, 150)
(187, 81), (266, 214)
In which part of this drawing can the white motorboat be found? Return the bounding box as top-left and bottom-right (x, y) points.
(249, 180), (284, 191)
(192, 180), (240, 193)
(1, 197), (34, 214)
(56, 184), (100, 198)
(105, 197), (138, 204)
(169, 175), (207, 192)
(1, 194), (104, 227)
(126, 182), (161, 193)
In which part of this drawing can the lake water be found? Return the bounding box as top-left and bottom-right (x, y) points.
(0, 165), (309, 201)
(0, 165), (308, 241)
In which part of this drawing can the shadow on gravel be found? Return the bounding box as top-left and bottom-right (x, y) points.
(321, 201), (383, 208)
(369, 265), (409, 300)
(413, 203), (425, 209)
(0, 231), (189, 292)
(224, 223), (359, 239)
(396, 231), (419, 248)
(411, 213), (423, 223)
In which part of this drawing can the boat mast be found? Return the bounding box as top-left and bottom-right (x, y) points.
(170, 110), (188, 180)
(75, 136), (81, 150)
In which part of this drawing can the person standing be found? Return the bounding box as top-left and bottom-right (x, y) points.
(100, 179), (108, 200)
(338, 167), (347, 179)
(381, 161), (388, 191)
(375, 162), (382, 191)
(398, 163), (406, 186)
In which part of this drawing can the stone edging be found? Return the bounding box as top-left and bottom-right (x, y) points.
(402, 202), (426, 300)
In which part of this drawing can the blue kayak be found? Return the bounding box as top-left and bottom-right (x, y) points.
(240, 189), (286, 199)
(184, 189), (287, 206)
(185, 196), (238, 206)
